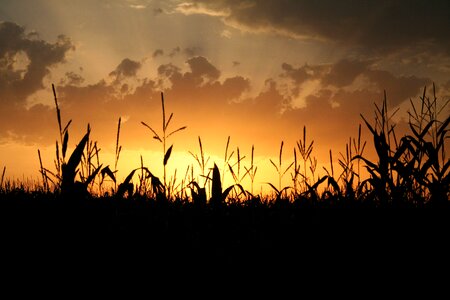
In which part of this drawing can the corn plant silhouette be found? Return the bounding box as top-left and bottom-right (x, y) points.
(60, 128), (92, 196)
(37, 84), (102, 195)
(24, 83), (448, 208)
(228, 146), (248, 200)
(141, 92), (186, 198)
(189, 136), (211, 189)
(37, 84), (135, 197)
(268, 141), (293, 199)
(100, 117), (122, 195)
(297, 126), (314, 191)
(210, 163), (235, 208)
(404, 85), (450, 206)
(243, 145), (257, 196)
(353, 86), (449, 207)
(352, 92), (403, 206)
(37, 84), (73, 191)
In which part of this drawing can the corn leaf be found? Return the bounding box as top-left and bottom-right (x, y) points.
(164, 145), (173, 166)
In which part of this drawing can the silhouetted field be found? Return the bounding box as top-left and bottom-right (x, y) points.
(0, 189), (447, 276)
(0, 84), (448, 274)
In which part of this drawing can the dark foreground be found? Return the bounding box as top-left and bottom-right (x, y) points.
(1, 191), (448, 283)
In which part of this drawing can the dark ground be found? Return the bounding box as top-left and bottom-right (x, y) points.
(0, 192), (448, 286)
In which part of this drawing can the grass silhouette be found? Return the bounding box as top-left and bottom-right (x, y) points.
(0, 84), (448, 270)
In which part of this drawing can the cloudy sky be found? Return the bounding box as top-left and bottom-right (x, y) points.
(1, 0), (449, 188)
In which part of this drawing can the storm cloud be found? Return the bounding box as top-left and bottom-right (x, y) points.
(177, 0), (450, 56)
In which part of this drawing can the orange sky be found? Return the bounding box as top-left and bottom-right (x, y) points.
(1, 0), (449, 193)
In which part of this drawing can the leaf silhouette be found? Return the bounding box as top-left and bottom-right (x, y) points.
(164, 145), (173, 166)
(117, 169), (137, 198)
(141, 121), (162, 142)
(167, 126), (187, 138)
(84, 164), (102, 186)
(211, 164), (222, 206)
(101, 165), (116, 183)
(62, 130), (69, 159)
(62, 129), (90, 191)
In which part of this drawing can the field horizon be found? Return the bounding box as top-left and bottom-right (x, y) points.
(1, 83), (449, 206)
(1, 3), (449, 277)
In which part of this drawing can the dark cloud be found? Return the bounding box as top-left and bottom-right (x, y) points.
(183, 46), (202, 57)
(168, 46), (181, 57)
(155, 47), (202, 59)
(281, 63), (317, 85)
(178, 0), (450, 56)
(250, 79), (285, 115)
(109, 58), (141, 78)
(153, 8), (164, 15)
(157, 63), (180, 78)
(280, 58), (429, 106)
(221, 76), (250, 100)
(0, 21), (73, 107)
(152, 49), (164, 58)
(364, 70), (430, 106)
(60, 71), (84, 86)
(185, 56), (220, 81)
(322, 59), (372, 88)
(154, 56), (247, 117)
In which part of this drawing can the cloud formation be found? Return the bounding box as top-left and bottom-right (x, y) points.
(177, 0), (450, 56)
(109, 58), (142, 79)
(280, 58), (430, 106)
(0, 21), (73, 107)
(152, 49), (164, 58)
(0, 21), (438, 160)
(61, 71), (85, 86)
(46, 54), (434, 158)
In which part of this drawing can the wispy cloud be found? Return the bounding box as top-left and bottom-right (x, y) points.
(176, 2), (229, 17)
(129, 4), (146, 10)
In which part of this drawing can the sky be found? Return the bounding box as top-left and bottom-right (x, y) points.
(1, 0), (449, 191)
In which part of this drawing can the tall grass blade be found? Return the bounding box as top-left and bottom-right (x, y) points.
(38, 149), (47, 191)
(165, 113), (173, 131)
(330, 149), (334, 178)
(115, 117), (121, 163)
(167, 126), (187, 138)
(62, 120), (72, 135)
(161, 92), (166, 132)
(1, 166), (6, 189)
(52, 84), (62, 136)
(269, 159), (279, 172)
(141, 122), (162, 142)
(279, 141), (284, 167)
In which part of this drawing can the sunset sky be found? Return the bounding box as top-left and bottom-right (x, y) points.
(1, 0), (449, 191)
